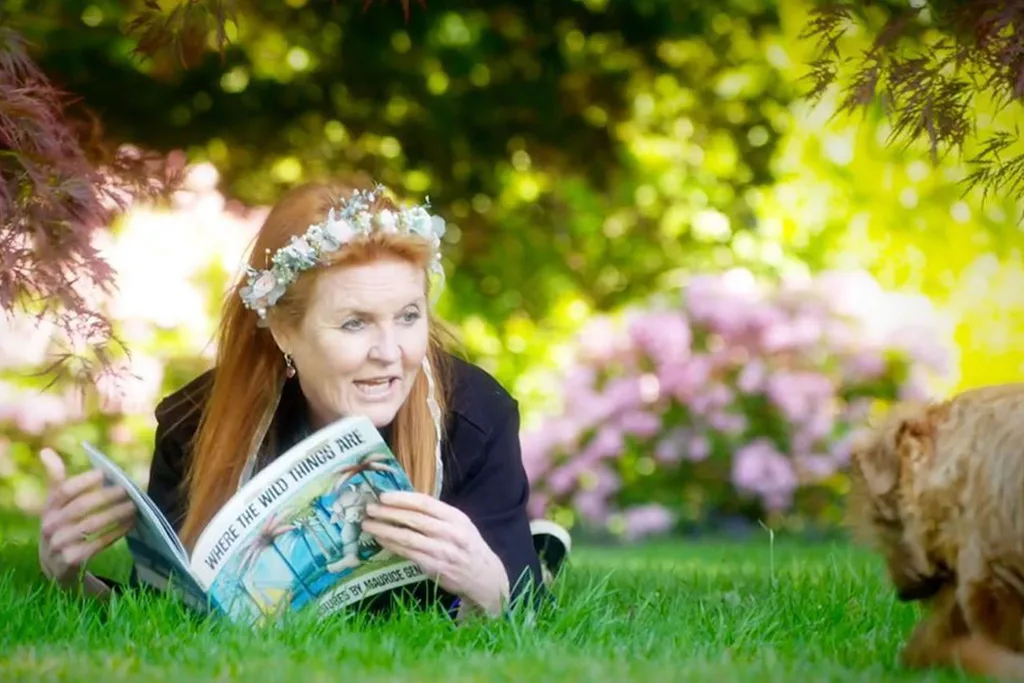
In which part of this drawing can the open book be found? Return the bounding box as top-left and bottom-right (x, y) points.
(83, 415), (429, 626)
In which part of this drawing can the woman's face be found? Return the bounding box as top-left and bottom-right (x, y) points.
(276, 256), (429, 429)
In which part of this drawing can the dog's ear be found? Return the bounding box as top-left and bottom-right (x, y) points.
(850, 438), (899, 497)
(895, 414), (934, 467)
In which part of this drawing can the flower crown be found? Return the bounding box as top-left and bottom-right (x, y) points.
(239, 184), (447, 326)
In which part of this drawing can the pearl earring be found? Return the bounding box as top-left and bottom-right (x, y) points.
(284, 353), (296, 378)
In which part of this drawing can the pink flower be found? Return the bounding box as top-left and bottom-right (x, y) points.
(577, 316), (629, 364)
(747, 304), (788, 337)
(528, 492), (550, 518)
(580, 425), (625, 463)
(518, 264), (956, 536)
(586, 466), (622, 497)
(795, 453), (839, 480)
(519, 430), (553, 481)
(846, 351), (887, 381)
(899, 366), (933, 401)
(628, 311), (691, 370)
(687, 434), (711, 461)
(830, 427), (870, 465)
(521, 419), (579, 480)
(658, 354), (712, 403)
(737, 359), (767, 394)
(564, 365), (597, 396)
(621, 503), (675, 541)
(805, 406), (835, 441)
(545, 465), (581, 496)
(765, 371), (834, 425)
(760, 314), (823, 353)
(813, 269), (886, 322)
(654, 428), (689, 463)
(708, 410), (748, 437)
(843, 398), (874, 423)
(689, 382), (734, 416)
(574, 490), (610, 524)
(604, 376), (644, 416)
(619, 410), (661, 439)
(731, 438), (798, 510)
(12, 393), (70, 435)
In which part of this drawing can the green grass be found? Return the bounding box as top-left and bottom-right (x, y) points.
(0, 534), (981, 682)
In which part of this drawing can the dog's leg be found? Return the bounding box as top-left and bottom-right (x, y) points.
(931, 635), (1024, 681)
(960, 562), (1024, 651)
(900, 586), (1024, 680)
(944, 566), (1024, 680)
(900, 586), (968, 670)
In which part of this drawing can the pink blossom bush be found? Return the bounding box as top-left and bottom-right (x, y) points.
(522, 268), (955, 541)
(0, 163), (265, 514)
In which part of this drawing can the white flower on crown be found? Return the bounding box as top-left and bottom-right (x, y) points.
(355, 211), (373, 232)
(290, 236), (314, 258)
(376, 209), (398, 234)
(249, 271), (279, 300)
(405, 206), (433, 238)
(323, 214), (355, 248)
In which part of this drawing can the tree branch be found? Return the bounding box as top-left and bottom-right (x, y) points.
(801, 0), (1024, 205)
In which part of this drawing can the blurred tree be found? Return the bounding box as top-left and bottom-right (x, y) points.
(2, 0), (1021, 404)
(5, 0), (793, 379)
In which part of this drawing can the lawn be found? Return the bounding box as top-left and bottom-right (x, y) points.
(0, 530), (978, 682)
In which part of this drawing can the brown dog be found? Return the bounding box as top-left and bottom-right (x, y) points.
(846, 382), (1024, 679)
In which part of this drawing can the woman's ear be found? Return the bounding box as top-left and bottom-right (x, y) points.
(266, 318), (293, 357)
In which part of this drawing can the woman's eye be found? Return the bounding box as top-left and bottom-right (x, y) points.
(400, 309), (421, 324)
(341, 319), (364, 332)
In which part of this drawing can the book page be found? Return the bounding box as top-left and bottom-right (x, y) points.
(189, 415), (428, 625)
(81, 441), (190, 570)
(129, 538), (211, 613)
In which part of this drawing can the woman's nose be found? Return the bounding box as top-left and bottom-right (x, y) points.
(369, 326), (401, 362)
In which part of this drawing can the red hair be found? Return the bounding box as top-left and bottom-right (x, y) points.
(179, 179), (452, 551)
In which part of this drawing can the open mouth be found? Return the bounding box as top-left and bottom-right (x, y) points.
(353, 377), (399, 398)
(896, 572), (951, 602)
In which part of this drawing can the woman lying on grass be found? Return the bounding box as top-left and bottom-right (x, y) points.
(35, 178), (571, 621)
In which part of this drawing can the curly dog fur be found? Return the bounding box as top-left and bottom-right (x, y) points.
(846, 383), (1024, 679)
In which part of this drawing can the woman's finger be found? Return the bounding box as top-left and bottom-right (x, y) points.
(49, 500), (136, 551)
(375, 491), (467, 523)
(42, 484), (128, 537)
(365, 503), (453, 541)
(57, 519), (133, 569)
(39, 448), (67, 501)
(362, 518), (438, 557)
(372, 535), (442, 581)
(49, 469), (105, 511)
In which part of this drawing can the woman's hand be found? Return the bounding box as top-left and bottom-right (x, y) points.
(363, 491), (510, 616)
(38, 448), (136, 589)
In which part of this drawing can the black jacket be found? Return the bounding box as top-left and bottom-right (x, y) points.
(109, 353), (544, 616)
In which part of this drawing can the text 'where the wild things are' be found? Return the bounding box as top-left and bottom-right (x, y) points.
(201, 428), (368, 573)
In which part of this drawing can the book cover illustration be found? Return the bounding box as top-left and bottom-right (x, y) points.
(207, 448), (427, 624)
